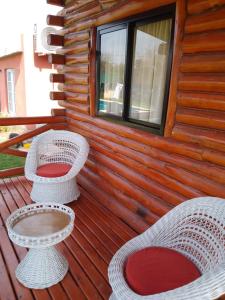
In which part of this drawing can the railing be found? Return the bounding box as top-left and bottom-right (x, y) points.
(0, 109), (67, 178)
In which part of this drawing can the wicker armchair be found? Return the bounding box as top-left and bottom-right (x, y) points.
(108, 197), (225, 300)
(25, 130), (89, 204)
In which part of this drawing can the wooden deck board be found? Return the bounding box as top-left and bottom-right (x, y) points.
(0, 176), (138, 300)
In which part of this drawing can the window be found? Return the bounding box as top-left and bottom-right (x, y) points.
(96, 5), (175, 135)
(6, 69), (16, 115)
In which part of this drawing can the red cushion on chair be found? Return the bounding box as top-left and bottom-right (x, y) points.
(36, 163), (71, 178)
(124, 247), (201, 296)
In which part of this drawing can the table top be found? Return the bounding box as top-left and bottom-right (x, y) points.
(12, 210), (70, 237)
(6, 203), (75, 248)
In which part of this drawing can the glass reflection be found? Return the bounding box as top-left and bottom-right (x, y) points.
(99, 29), (126, 116)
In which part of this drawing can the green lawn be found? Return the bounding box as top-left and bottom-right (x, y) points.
(0, 153), (25, 170)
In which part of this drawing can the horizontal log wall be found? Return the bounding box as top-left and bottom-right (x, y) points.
(49, 0), (225, 232)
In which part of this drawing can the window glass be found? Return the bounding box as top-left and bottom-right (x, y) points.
(129, 19), (172, 125)
(6, 69), (16, 115)
(99, 29), (126, 116)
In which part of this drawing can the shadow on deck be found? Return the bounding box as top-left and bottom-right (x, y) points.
(0, 176), (138, 300)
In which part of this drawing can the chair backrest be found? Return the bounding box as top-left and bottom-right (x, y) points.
(34, 130), (89, 168)
(146, 197), (225, 273)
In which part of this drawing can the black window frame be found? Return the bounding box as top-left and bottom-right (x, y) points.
(96, 4), (175, 135)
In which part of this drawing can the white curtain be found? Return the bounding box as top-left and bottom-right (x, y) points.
(129, 19), (172, 124)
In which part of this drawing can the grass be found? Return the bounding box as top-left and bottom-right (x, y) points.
(0, 153), (25, 170)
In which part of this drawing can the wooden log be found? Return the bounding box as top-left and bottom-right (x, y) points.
(2, 148), (27, 158)
(100, 2), (118, 10)
(65, 4), (101, 26)
(62, 0), (94, 16)
(62, 84), (89, 94)
(68, 120), (225, 186)
(183, 31), (225, 53)
(65, 93), (89, 103)
(64, 31), (90, 46)
(78, 173), (149, 233)
(203, 149), (225, 168)
(46, 14), (64, 27)
(89, 144), (191, 205)
(90, 140), (203, 199)
(50, 73), (65, 83)
(68, 121), (209, 194)
(66, 53), (89, 65)
(180, 54), (225, 73)
(57, 41), (89, 55)
(65, 110), (204, 160)
(80, 166), (158, 225)
(164, 0), (186, 137)
(61, 91), (88, 102)
(165, 164), (225, 198)
(0, 115), (65, 126)
(50, 91), (65, 100)
(60, 100), (90, 114)
(47, 34), (64, 46)
(176, 107), (225, 130)
(187, 0), (225, 15)
(48, 54), (65, 64)
(172, 124), (225, 152)
(177, 92), (225, 111)
(89, 149), (185, 206)
(46, 0), (64, 6)
(100, 0), (119, 3)
(178, 74), (225, 93)
(185, 7), (225, 33)
(95, 0), (174, 27)
(90, 27), (97, 117)
(64, 73), (89, 85)
(84, 157), (171, 217)
(56, 64), (89, 74)
(0, 167), (24, 178)
(64, 19), (95, 34)
(51, 108), (66, 116)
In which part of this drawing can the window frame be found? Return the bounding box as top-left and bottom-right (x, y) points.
(96, 4), (175, 135)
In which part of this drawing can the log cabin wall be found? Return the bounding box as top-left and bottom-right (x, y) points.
(48, 0), (225, 233)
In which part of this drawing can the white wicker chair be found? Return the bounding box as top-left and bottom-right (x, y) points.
(108, 197), (225, 300)
(25, 130), (89, 204)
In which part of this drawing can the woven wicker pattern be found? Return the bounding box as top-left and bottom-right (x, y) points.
(15, 247), (68, 289)
(108, 197), (225, 300)
(7, 202), (75, 248)
(25, 130), (89, 204)
(6, 202), (75, 289)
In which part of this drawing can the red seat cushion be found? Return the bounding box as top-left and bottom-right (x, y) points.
(36, 163), (72, 178)
(125, 247), (201, 296)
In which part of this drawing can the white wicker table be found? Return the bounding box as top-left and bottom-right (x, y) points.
(6, 203), (75, 289)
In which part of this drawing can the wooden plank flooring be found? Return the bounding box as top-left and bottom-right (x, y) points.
(0, 176), (225, 300)
(0, 176), (138, 300)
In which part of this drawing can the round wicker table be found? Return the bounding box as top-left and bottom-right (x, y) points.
(6, 203), (75, 289)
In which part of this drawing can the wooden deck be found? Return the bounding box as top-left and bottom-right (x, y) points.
(0, 176), (138, 300)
